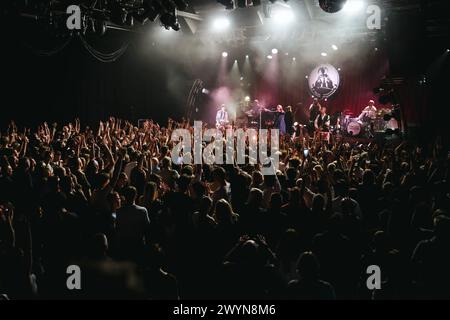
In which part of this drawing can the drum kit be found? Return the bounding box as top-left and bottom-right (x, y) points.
(338, 107), (398, 138)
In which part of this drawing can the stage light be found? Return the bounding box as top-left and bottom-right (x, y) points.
(292, 57), (296, 61)
(338, 67), (341, 71)
(319, 0), (348, 13)
(285, 52), (289, 56)
(245, 96), (251, 102)
(202, 88), (210, 94)
(447, 49), (450, 53)
(332, 44), (338, 50)
(305, 76), (308, 79)
(272, 7), (295, 24)
(213, 17), (231, 31)
(245, 54), (249, 58)
(160, 8), (180, 31)
(222, 51), (228, 57)
(267, 55), (273, 59)
(272, 48), (278, 54)
(240, 76), (244, 80)
(343, 0), (364, 14)
(321, 52), (328, 57)
(234, 59), (238, 62)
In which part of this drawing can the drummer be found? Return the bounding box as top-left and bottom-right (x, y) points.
(358, 100), (378, 121)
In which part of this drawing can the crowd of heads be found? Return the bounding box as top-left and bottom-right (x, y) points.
(0, 117), (449, 300)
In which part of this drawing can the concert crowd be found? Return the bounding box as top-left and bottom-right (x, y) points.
(0, 117), (448, 300)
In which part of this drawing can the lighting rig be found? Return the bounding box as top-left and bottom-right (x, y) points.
(11, 0), (190, 34)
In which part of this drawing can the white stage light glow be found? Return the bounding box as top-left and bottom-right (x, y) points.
(272, 48), (278, 54)
(332, 44), (338, 51)
(343, 1), (364, 14)
(272, 8), (295, 24)
(267, 55), (273, 59)
(213, 18), (230, 31)
(222, 52), (228, 57)
(321, 52), (328, 57)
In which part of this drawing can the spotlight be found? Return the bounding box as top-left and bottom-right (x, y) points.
(240, 76), (244, 80)
(272, 7), (295, 23)
(217, 0), (235, 10)
(343, 0), (364, 14)
(222, 51), (228, 57)
(213, 17), (231, 31)
(292, 57), (296, 61)
(160, 6), (180, 31)
(321, 52), (328, 57)
(305, 76), (308, 79)
(332, 44), (338, 50)
(245, 96), (251, 102)
(252, 0), (262, 6)
(319, 0), (348, 13)
(267, 55), (273, 59)
(272, 48), (278, 54)
(245, 54), (249, 58)
(447, 49), (450, 52)
(338, 68), (341, 71)
(202, 88), (210, 94)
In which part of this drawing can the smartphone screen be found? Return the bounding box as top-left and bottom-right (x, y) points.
(304, 149), (309, 158)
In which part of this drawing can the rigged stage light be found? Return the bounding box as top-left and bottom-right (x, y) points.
(319, 0), (347, 13)
(160, 10), (180, 30)
(159, 0), (180, 30)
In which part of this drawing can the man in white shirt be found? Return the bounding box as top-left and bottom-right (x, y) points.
(359, 100), (378, 120)
(216, 105), (229, 128)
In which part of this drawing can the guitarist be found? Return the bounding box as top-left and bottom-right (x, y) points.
(314, 106), (331, 141)
(215, 104), (229, 129)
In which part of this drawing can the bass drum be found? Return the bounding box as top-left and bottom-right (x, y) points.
(347, 121), (361, 136)
(386, 118), (399, 131)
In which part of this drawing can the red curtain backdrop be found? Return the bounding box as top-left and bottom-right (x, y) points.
(262, 49), (391, 124)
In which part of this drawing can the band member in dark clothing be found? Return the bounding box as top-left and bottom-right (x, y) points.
(308, 98), (321, 134)
(274, 105), (286, 134)
(314, 106), (331, 132)
(285, 106), (294, 136)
